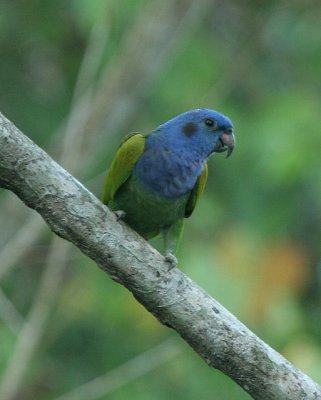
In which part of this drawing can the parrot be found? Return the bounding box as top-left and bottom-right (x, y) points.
(102, 108), (235, 267)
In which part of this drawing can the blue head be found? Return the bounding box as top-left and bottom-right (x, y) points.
(135, 109), (235, 198)
(152, 108), (235, 160)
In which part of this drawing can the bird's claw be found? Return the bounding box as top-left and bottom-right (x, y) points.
(114, 210), (126, 221)
(164, 253), (178, 270)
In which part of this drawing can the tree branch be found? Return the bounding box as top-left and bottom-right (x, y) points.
(0, 112), (320, 400)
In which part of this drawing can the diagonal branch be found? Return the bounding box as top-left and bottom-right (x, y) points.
(0, 112), (320, 400)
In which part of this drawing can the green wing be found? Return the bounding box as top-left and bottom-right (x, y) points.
(185, 163), (208, 218)
(102, 133), (145, 204)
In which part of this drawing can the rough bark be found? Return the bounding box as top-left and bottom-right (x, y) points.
(0, 112), (320, 400)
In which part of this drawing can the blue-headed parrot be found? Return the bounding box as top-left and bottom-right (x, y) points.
(102, 109), (235, 266)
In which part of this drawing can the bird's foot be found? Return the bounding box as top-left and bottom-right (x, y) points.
(114, 210), (126, 221)
(164, 252), (178, 270)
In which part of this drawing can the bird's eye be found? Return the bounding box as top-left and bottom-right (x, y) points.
(204, 118), (217, 129)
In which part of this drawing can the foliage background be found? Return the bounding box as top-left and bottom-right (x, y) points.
(0, 1), (320, 399)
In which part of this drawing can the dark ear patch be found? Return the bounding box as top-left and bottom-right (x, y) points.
(183, 122), (197, 137)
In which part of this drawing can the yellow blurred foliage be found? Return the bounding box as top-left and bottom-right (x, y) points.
(214, 228), (311, 322)
(250, 241), (310, 321)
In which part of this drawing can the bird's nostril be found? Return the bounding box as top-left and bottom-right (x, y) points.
(226, 127), (234, 134)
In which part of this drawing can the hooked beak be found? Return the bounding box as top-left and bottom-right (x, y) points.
(214, 128), (235, 158)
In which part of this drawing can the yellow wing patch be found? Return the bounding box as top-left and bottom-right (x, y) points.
(102, 133), (145, 204)
(185, 163), (208, 218)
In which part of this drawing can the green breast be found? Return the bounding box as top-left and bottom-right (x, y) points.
(108, 175), (189, 238)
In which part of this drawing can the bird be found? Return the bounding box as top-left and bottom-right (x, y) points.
(102, 108), (235, 267)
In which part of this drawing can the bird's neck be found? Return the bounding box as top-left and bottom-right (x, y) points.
(134, 136), (205, 198)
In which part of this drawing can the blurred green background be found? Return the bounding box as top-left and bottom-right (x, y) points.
(1, 1), (321, 399)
